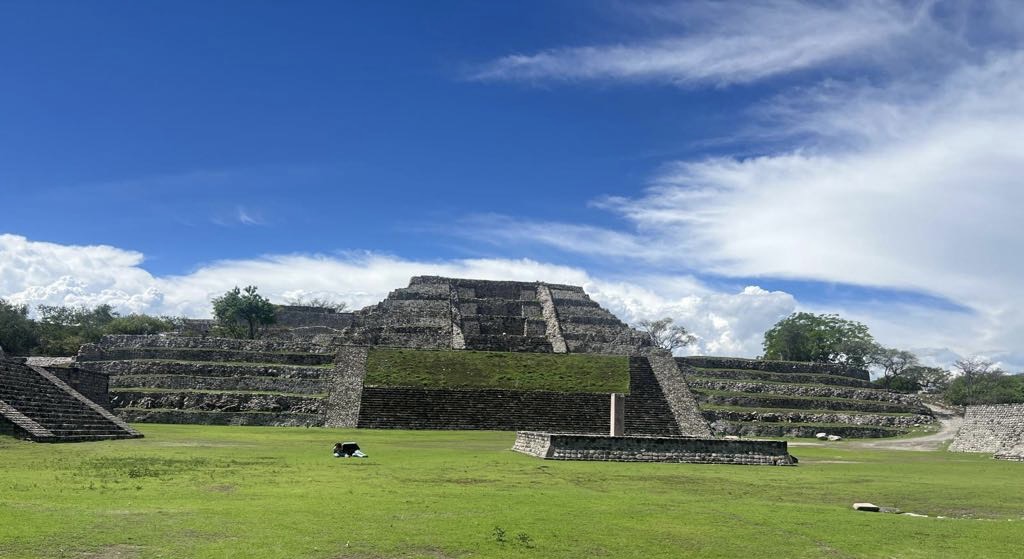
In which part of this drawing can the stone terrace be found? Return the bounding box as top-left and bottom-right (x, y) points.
(679, 356), (934, 438)
(78, 335), (336, 426)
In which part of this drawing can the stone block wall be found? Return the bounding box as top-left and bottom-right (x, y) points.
(950, 404), (1024, 460)
(512, 432), (796, 466)
(678, 356), (870, 381)
(45, 366), (112, 410)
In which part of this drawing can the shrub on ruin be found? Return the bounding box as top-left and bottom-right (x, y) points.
(104, 314), (181, 336)
(35, 304), (118, 355)
(637, 317), (696, 352)
(212, 286), (276, 339)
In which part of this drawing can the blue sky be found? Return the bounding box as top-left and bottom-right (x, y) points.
(2, 1), (1022, 369)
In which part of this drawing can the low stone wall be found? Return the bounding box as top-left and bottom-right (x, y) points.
(684, 367), (873, 388)
(693, 391), (925, 414)
(323, 346), (368, 428)
(90, 334), (335, 354)
(678, 356), (870, 381)
(950, 404), (1024, 459)
(45, 366), (112, 410)
(110, 391), (324, 414)
(703, 409), (932, 428)
(711, 422), (899, 439)
(512, 431), (796, 466)
(109, 374), (328, 394)
(83, 347), (335, 366)
(88, 360), (329, 379)
(118, 409), (321, 426)
(689, 379), (922, 405)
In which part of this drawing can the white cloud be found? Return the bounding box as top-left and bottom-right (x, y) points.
(469, 48), (1024, 369)
(473, 1), (927, 86)
(0, 234), (792, 358)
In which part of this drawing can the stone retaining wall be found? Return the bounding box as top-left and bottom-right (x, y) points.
(679, 356), (869, 381)
(512, 431), (796, 465)
(690, 379), (921, 405)
(950, 404), (1024, 460)
(45, 366), (112, 410)
(694, 392), (925, 414)
(703, 409), (931, 428)
(357, 387), (610, 432)
(110, 391), (324, 414)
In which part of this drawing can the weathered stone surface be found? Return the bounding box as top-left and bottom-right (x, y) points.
(950, 404), (1024, 461)
(693, 392), (922, 414)
(643, 349), (713, 437)
(0, 360), (141, 442)
(853, 503), (880, 512)
(703, 409), (931, 428)
(689, 379), (923, 406)
(714, 422), (898, 439)
(679, 356), (870, 381)
(323, 346), (368, 428)
(110, 391), (324, 414)
(512, 432), (797, 466)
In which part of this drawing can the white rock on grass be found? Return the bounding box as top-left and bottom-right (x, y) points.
(853, 503), (880, 512)
(827, 435), (843, 441)
(815, 432), (828, 440)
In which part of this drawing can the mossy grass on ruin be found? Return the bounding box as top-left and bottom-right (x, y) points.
(365, 348), (630, 393)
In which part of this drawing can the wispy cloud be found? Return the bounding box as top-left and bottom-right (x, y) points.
(472, 1), (928, 86)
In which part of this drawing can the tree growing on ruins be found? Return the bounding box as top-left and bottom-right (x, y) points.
(762, 312), (878, 369)
(212, 286), (276, 339)
(285, 295), (347, 312)
(637, 317), (697, 352)
(35, 304), (118, 355)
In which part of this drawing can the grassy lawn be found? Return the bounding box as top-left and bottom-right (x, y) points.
(1, 425), (1021, 558)
(365, 349), (629, 393)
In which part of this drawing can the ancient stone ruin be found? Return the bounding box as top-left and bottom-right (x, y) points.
(678, 357), (934, 438)
(950, 403), (1024, 461)
(0, 356), (142, 442)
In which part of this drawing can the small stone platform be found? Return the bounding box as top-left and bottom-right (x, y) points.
(512, 431), (796, 466)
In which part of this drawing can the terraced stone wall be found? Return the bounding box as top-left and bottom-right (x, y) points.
(678, 356), (933, 438)
(46, 366), (111, 410)
(80, 335), (336, 426)
(950, 404), (1024, 461)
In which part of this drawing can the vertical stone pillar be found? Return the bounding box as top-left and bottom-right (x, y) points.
(610, 393), (625, 436)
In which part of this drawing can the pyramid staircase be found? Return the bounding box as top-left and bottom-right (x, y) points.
(0, 359), (141, 442)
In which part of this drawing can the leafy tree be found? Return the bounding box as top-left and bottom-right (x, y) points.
(762, 312), (878, 369)
(904, 365), (951, 393)
(35, 304), (118, 355)
(212, 286), (276, 339)
(871, 347), (919, 387)
(637, 317), (696, 352)
(945, 367), (1024, 405)
(0, 299), (38, 355)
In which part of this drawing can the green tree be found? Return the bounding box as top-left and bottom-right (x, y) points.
(904, 365), (951, 393)
(762, 312), (878, 369)
(637, 317), (697, 352)
(35, 304), (118, 355)
(945, 365), (1024, 405)
(212, 286), (276, 339)
(871, 347), (919, 388)
(0, 299), (39, 355)
(104, 314), (179, 335)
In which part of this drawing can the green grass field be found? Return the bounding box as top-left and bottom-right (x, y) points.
(365, 349), (629, 393)
(1, 425), (1021, 558)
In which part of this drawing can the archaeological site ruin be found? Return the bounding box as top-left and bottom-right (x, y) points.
(1, 276), (934, 463)
(950, 403), (1024, 461)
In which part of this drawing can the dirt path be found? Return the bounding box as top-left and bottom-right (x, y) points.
(792, 404), (963, 452)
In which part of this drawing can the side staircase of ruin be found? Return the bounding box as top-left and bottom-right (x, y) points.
(0, 359), (141, 442)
